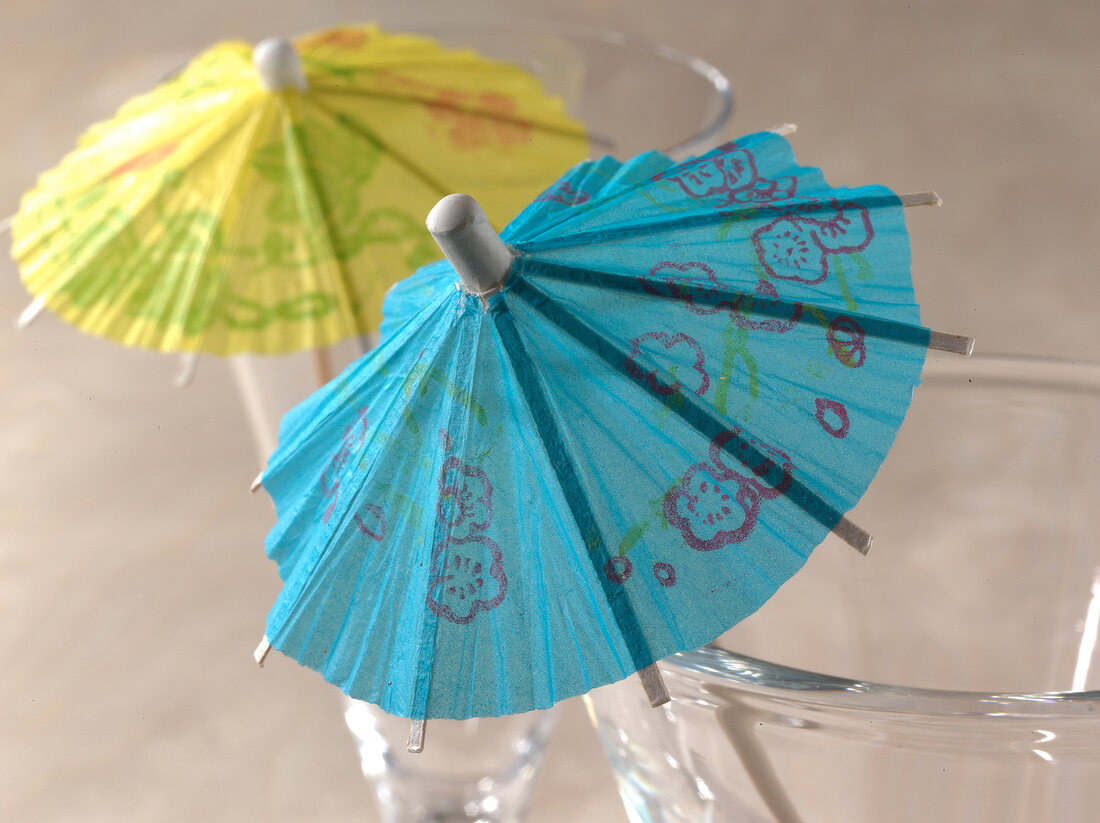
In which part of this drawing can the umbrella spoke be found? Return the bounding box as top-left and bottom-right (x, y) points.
(406, 718), (426, 753)
(516, 191), (929, 254)
(519, 257), (934, 350)
(493, 302), (661, 677)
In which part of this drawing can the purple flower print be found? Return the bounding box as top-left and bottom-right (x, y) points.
(427, 537), (507, 625)
(665, 429), (796, 552)
(665, 461), (763, 552)
(604, 555), (633, 584)
(815, 398), (851, 439)
(643, 260), (739, 317)
(625, 331), (710, 397)
(708, 428), (794, 501)
(827, 316), (867, 368)
(658, 142), (797, 205)
(428, 454), (507, 624)
(319, 406), (370, 524)
(734, 279), (804, 334)
(752, 200), (873, 285)
(535, 180), (590, 206)
(437, 456), (492, 537)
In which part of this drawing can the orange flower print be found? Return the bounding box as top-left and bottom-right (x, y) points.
(426, 89), (531, 150)
(109, 142), (178, 178)
(296, 28), (370, 51)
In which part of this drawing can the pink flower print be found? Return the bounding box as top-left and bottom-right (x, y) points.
(665, 462), (763, 552)
(437, 456), (492, 537)
(535, 180), (590, 206)
(427, 536), (507, 624)
(752, 201), (874, 285)
(625, 331), (710, 397)
(709, 428), (794, 500)
(734, 279), (804, 334)
(659, 143), (797, 205)
(643, 261), (742, 317)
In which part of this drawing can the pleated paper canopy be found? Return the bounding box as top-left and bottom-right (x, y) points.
(11, 24), (588, 355)
(259, 131), (969, 720)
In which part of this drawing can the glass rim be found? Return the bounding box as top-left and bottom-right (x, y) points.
(403, 18), (734, 158)
(666, 352), (1100, 714)
(921, 351), (1100, 391)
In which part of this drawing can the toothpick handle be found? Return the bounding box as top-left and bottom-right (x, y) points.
(768, 123), (798, 136)
(250, 473), (263, 493)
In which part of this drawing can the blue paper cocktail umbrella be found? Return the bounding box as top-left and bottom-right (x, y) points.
(254, 132), (972, 750)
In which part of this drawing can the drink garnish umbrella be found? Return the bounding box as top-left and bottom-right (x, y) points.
(9, 24), (588, 383)
(252, 131), (973, 751)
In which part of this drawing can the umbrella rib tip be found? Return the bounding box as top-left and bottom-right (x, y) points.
(15, 296), (47, 330)
(174, 352), (199, 388)
(254, 636), (272, 667)
(833, 516), (873, 555)
(928, 331), (975, 357)
(406, 719), (426, 753)
(639, 663), (671, 707)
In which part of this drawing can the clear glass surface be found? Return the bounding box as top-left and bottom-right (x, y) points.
(414, 22), (732, 160)
(343, 698), (557, 823)
(231, 23), (732, 823)
(586, 354), (1100, 822)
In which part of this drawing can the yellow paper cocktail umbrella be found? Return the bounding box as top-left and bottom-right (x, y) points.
(11, 24), (588, 366)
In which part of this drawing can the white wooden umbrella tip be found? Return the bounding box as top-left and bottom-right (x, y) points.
(426, 194), (515, 298)
(426, 193), (481, 237)
(253, 37), (307, 92)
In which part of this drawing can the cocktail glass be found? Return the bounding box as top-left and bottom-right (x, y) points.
(586, 354), (1100, 823)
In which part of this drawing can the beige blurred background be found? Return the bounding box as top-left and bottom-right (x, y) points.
(1, 1), (1097, 821)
